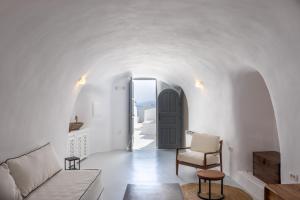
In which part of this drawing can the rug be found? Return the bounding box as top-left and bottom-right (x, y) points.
(181, 183), (253, 200)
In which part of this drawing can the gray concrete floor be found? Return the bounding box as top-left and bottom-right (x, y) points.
(82, 150), (238, 200)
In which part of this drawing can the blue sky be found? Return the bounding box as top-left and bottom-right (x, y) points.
(133, 80), (156, 103)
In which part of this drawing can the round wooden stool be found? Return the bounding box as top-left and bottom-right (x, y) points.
(197, 170), (225, 200)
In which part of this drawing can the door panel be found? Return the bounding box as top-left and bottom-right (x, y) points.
(158, 89), (182, 149)
(128, 78), (134, 151)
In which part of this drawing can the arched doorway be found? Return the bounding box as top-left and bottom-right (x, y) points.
(158, 89), (182, 149)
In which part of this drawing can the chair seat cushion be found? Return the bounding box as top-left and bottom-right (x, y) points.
(24, 169), (103, 200)
(177, 150), (219, 166)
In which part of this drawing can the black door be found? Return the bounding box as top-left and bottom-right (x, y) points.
(158, 89), (182, 149)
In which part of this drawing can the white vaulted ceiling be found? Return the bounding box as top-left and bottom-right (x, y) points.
(0, 0), (300, 185)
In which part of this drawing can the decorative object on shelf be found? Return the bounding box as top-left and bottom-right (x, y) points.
(69, 115), (84, 132)
(197, 170), (225, 200)
(253, 151), (280, 184)
(64, 156), (80, 170)
(181, 183), (252, 200)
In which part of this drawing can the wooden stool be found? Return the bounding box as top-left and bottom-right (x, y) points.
(197, 170), (225, 200)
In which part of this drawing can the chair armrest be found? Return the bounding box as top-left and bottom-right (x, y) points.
(176, 147), (191, 157)
(204, 151), (219, 155)
(203, 151), (220, 167)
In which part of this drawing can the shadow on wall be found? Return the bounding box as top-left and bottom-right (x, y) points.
(228, 70), (280, 177)
(182, 92), (189, 147)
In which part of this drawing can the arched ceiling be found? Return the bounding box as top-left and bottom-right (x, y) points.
(0, 0), (286, 85)
(1, 0), (297, 90)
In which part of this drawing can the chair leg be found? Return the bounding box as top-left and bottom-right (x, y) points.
(176, 161), (179, 175)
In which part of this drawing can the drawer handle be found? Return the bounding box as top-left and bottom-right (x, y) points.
(263, 159), (266, 165)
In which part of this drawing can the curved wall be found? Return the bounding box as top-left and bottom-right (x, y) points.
(72, 83), (113, 153)
(0, 0), (299, 185)
(226, 70), (280, 176)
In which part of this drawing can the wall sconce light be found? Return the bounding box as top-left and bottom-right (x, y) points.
(77, 75), (87, 86)
(195, 80), (204, 90)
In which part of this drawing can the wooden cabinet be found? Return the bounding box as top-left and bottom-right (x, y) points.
(265, 184), (300, 200)
(67, 129), (88, 160)
(253, 151), (280, 184)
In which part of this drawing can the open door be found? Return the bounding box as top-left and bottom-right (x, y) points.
(158, 89), (182, 149)
(128, 78), (134, 151)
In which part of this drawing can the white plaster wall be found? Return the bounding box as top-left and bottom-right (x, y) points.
(72, 74), (131, 153)
(111, 74), (131, 150)
(0, 0), (299, 188)
(157, 80), (182, 96)
(72, 84), (112, 154)
(182, 93), (189, 147)
(226, 70), (280, 176)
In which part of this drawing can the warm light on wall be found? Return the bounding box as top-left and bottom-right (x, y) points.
(195, 80), (204, 90)
(77, 75), (87, 86)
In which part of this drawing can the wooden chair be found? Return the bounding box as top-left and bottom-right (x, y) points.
(176, 133), (223, 175)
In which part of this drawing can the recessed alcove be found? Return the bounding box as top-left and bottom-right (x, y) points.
(227, 70), (280, 200)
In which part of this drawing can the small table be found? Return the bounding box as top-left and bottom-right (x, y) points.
(64, 156), (80, 170)
(197, 170), (225, 200)
(123, 183), (184, 200)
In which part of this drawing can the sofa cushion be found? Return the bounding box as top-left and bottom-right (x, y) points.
(24, 169), (103, 200)
(6, 143), (62, 197)
(190, 133), (220, 153)
(177, 149), (219, 166)
(0, 163), (23, 200)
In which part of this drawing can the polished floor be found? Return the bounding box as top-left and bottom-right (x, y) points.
(82, 149), (237, 200)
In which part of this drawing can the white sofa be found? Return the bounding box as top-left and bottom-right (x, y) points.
(0, 143), (103, 200)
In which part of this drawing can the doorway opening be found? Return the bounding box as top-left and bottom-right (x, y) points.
(132, 79), (157, 150)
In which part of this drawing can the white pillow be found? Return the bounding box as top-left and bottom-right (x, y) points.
(6, 143), (62, 197)
(191, 133), (220, 153)
(0, 163), (23, 200)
